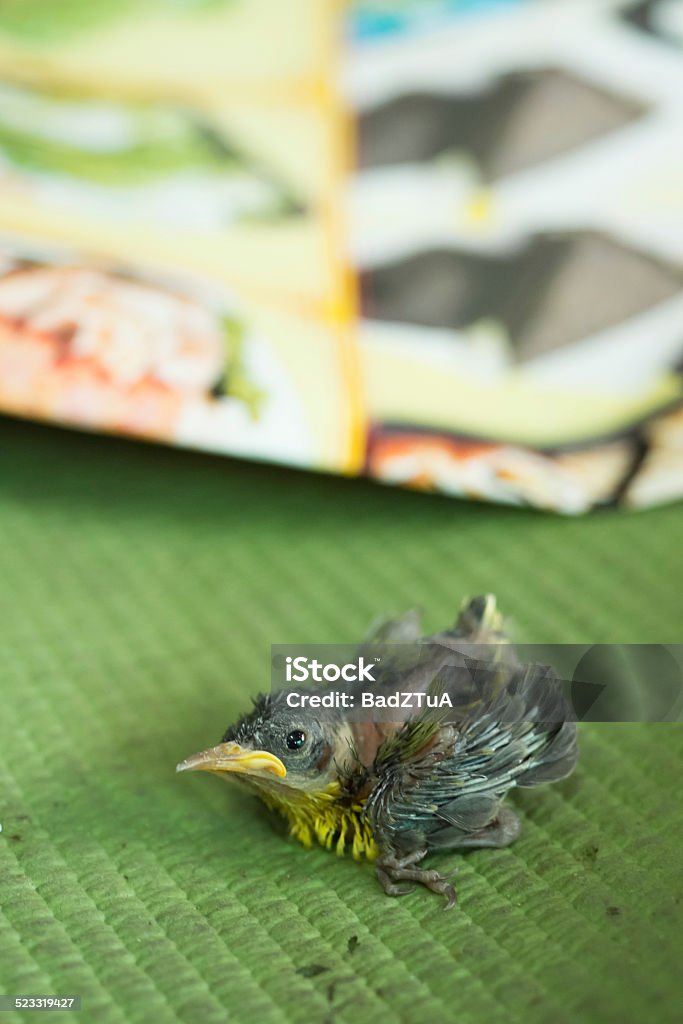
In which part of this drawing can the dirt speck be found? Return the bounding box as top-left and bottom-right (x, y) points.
(606, 905), (620, 917)
(296, 964), (329, 979)
(327, 977), (354, 1004)
(582, 843), (600, 863)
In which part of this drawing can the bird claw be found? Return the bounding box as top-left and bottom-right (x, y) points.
(376, 869), (417, 898)
(376, 857), (458, 909)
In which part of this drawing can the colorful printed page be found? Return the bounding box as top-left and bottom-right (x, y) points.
(0, 0), (681, 512)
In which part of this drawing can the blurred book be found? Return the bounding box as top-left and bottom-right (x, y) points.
(0, 0), (681, 513)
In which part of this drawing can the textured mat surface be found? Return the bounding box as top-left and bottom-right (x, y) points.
(0, 417), (682, 1024)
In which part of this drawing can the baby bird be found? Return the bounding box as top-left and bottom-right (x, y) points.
(177, 596), (578, 908)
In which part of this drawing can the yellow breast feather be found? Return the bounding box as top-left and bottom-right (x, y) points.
(261, 782), (378, 862)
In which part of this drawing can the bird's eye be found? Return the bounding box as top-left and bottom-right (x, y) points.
(286, 729), (306, 751)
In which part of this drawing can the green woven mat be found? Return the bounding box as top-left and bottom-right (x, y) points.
(1, 418), (682, 1024)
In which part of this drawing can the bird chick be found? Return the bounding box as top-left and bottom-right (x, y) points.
(177, 596), (578, 908)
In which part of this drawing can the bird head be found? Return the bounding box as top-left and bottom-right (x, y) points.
(176, 692), (355, 801)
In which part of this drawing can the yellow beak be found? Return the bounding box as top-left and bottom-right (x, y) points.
(176, 741), (286, 779)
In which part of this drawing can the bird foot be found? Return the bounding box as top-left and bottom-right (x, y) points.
(376, 852), (457, 910)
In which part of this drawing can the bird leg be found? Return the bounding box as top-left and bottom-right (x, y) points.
(453, 807), (521, 849)
(375, 850), (457, 909)
(375, 809), (520, 906)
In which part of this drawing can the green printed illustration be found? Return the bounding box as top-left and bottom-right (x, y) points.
(217, 316), (265, 419)
(0, 0), (232, 44)
(0, 82), (304, 225)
